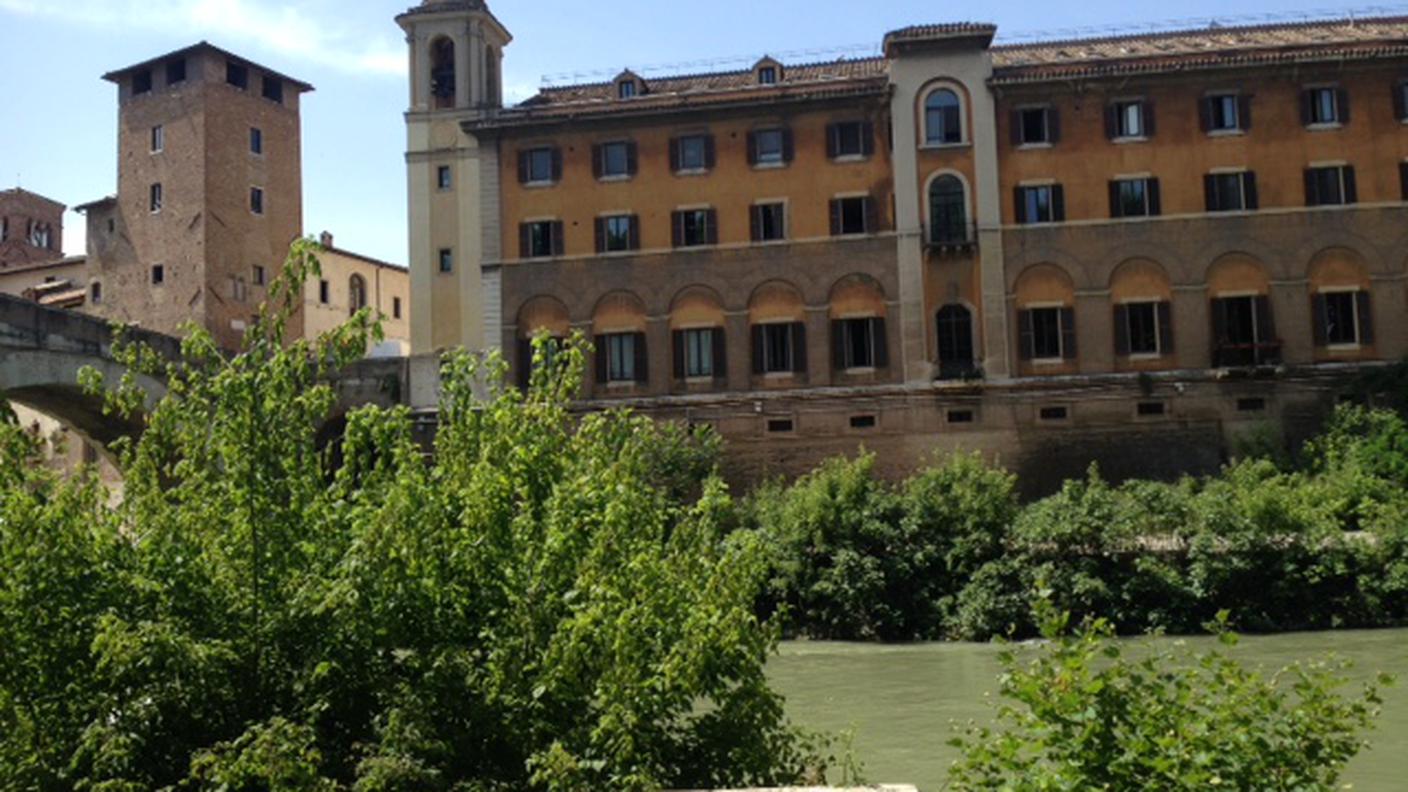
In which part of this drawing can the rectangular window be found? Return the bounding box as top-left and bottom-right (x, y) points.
(1397, 81), (1408, 122)
(525, 220), (560, 257)
(437, 165), (452, 190)
(91, 282), (102, 303)
(676, 135), (709, 172)
(166, 58), (186, 85)
(149, 183), (163, 213)
(1205, 171), (1256, 212)
(252, 265), (265, 286)
(226, 61), (249, 89)
(250, 127), (263, 155)
(760, 323), (798, 373)
(605, 333), (639, 382)
(617, 80), (636, 99)
(1015, 184), (1063, 224)
(1204, 94), (1243, 132)
(438, 248), (453, 273)
(599, 214), (635, 253)
(1212, 295), (1278, 367)
(850, 414), (877, 430)
(1039, 406), (1070, 421)
(1029, 307), (1064, 360)
(831, 196), (871, 235)
(1117, 301), (1169, 356)
(673, 208), (716, 247)
(318, 279), (329, 303)
(132, 70), (153, 95)
(1110, 100), (1148, 139)
(262, 76), (283, 104)
(758, 66), (777, 85)
(766, 418), (795, 433)
(829, 121), (869, 158)
(1304, 87), (1345, 126)
(1315, 290), (1372, 348)
(521, 147), (558, 184)
(393, 297), (402, 319)
(1110, 177), (1159, 218)
(598, 141), (633, 178)
(1017, 106), (1053, 145)
(753, 128), (785, 165)
(151, 264), (165, 285)
(947, 409), (975, 424)
(151, 125), (164, 153)
(250, 187), (264, 215)
(834, 317), (887, 370)
(752, 202), (786, 242)
(1304, 165), (1357, 206)
(1137, 401), (1167, 417)
(1237, 397), (1267, 412)
(683, 328), (715, 378)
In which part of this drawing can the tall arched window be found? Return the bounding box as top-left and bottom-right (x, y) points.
(925, 89), (963, 145)
(430, 37), (456, 109)
(936, 304), (975, 379)
(348, 274), (367, 316)
(928, 175), (968, 244)
(485, 46), (499, 107)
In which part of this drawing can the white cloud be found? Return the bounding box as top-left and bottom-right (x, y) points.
(0, 0), (407, 76)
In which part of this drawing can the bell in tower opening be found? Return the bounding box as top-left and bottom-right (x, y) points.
(431, 36), (455, 109)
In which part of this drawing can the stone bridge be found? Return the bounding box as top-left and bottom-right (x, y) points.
(0, 293), (439, 450)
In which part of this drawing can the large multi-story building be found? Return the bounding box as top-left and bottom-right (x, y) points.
(406, 6), (1406, 487)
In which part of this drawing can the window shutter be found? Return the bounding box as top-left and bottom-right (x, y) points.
(1337, 88), (1350, 124)
(672, 330), (685, 379)
(751, 325), (765, 374)
(1048, 107), (1061, 143)
(1198, 97), (1212, 133)
(864, 196), (879, 233)
(1010, 111), (1024, 146)
(872, 318), (889, 368)
(551, 221), (564, 256)
(791, 322), (808, 373)
(749, 204), (761, 242)
(1304, 169), (1320, 207)
(1254, 295), (1275, 345)
(668, 138), (681, 172)
(781, 128), (795, 162)
(1148, 178), (1162, 216)
(518, 223), (530, 259)
(1051, 185), (1066, 222)
(1239, 95), (1253, 130)
(1343, 166), (1358, 204)
(591, 144), (603, 179)
(1204, 174), (1218, 212)
(594, 217), (605, 254)
(628, 215), (641, 250)
(831, 320), (847, 371)
(1108, 181), (1123, 218)
(705, 209), (719, 245)
(703, 135), (716, 169)
(1311, 293), (1328, 346)
(1104, 104), (1118, 139)
(671, 211), (683, 248)
(517, 150), (529, 183)
(1157, 301), (1174, 354)
(1113, 304), (1130, 356)
(1395, 82), (1408, 121)
(626, 142), (638, 176)
(594, 336), (609, 383)
(1300, 90), (1314, 125)
(1013, 187), (1027, 224)
(709, 327), (726, 377)
(1018, 310), (1034, 361)
(1060, 307), (1078, 360)
(1400, 162), (1408, 200)
(550, 148), (563, 182)
(1211, 299), (1230, 356)
(1142, 100), (1156, 137)
(825, 124), (839, 159)
(861, 121), (876, 156)
(517, 338), (532, 390)
(829, 199), (841, 236)
(746, 131), (759, 165)
(1357, 291), (1375, 345)
(633, 333), (648, 383)
(1243, 172), (1259, 210)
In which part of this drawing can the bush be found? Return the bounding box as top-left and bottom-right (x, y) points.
(948, 600), (1390, 791)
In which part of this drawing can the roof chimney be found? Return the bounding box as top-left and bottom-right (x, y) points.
(319, 230), (334, 248)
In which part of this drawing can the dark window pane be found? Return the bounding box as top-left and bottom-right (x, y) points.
(1031, 307), (1062, 359)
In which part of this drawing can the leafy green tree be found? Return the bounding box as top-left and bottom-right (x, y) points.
(948, 600), (1389, 791)
(0, 239), (819, 791)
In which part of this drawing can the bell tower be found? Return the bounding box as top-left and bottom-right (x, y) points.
(397, 0), (510, 353)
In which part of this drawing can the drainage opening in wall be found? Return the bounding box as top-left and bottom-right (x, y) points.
(1039, 406), (1069, 422)
(1137, 401), (1166, 417)
(947, 409), (975, 424)
(850, 414), (877, 430)
(1236, 397), (1267, 413)
(766, 418), (795, 434)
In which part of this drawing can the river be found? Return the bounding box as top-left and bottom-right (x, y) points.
(770, 629), (1408, 790)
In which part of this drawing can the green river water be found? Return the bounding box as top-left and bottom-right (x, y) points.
(770, 629), (1408, 791)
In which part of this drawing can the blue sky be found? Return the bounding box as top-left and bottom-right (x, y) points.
(0, 0), (1388, 264)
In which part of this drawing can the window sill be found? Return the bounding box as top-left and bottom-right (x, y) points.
(831, 154), (869, 164)
(1032, 357), (1066, 367)
(685, 375), (717, 385)
(673, 168), (710, 177)
(523, 180), (557, 189)
(605, 381), (640, 390)
(842, 366), (878, 375)
(597, 174), (632, 183)
(1207, 128), (1246, 138)
(920, 141), (970, 151)
(1126, 352), (1163, 362)
(762, 371), (798, 380)
(1325, 343), (1363, 352)
(751, 160), (787, 170)
(1305, 122), (1344, 132)
(1112, 135), (1149, 145)
(1016, 142), (1053, 150)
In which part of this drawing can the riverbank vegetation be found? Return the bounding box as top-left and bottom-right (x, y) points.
(744, 404), (1408, 641)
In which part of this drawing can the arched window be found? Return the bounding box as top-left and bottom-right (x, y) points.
(348, 274), (367, 316)
(485, 46), (499, 107)
(430, 37), (455, 109)
(924, 89), (963, 145)
(936, 304), (975, 379)
(928, 175), (968, 244)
